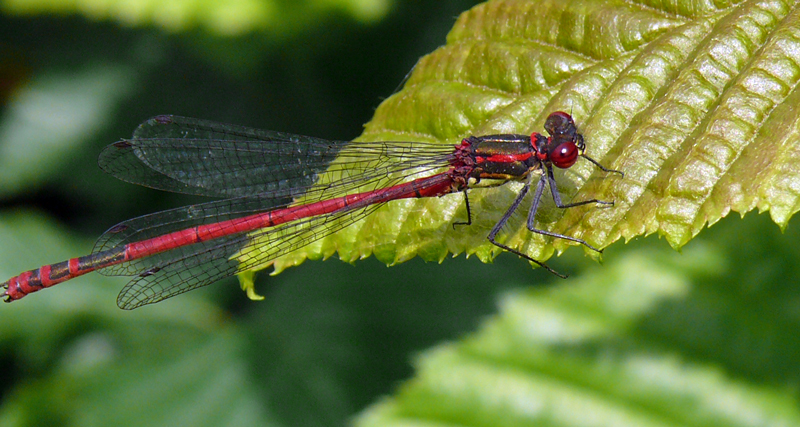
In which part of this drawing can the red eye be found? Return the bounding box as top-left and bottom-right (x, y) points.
(550, 141), (579, 168)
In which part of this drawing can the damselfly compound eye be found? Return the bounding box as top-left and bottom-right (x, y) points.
(551, 141), (579, 168)
(544, 111), (576, 136)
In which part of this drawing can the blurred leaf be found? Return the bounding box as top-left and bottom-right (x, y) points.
(0, 212), (223, 362)
(0, 210), (527, 427)
(3, 212), (800, 426)
(0, 44), (28, 103)
(0, 0), (394, 36)
(0, 329), (277, 427)
(0, 65), (136, 197)
(259, 0), (800, 275)
(245, 253), (530, 427)
(355, 213), (800, 427)
(0, 212), (278, 427)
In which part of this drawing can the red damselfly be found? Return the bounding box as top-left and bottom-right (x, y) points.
(2, 112), (622, 309)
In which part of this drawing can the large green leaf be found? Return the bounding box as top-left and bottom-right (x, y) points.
(262, 0), (800, 276)
(354, 211), (800, 427)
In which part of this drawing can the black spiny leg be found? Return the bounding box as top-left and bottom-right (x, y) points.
(524, 165), (609, 253)
(452, 189), (472, 228)
(486, 174), (567, 278)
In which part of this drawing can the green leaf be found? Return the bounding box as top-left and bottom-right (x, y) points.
(354, 213), (800, 427)
(0, 0), (393, 35)
(257, 0), (800, 275)
(0, 212), (223, 366)
(0, 210), (524, 427)
(0, 212), (278, 426)
(0, 328), (278, 427)
(3, 208), (799, 426)
(0, 65), (136, 197)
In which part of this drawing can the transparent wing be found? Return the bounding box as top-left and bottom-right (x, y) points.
(91, 116), (457, 309)
(99, 115), (454, 198)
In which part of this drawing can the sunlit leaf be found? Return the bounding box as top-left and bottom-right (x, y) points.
(258, 0), (800, 275)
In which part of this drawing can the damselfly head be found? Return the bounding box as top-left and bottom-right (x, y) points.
(544, 111), (577, 136)
(534, 112), (583, 169)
